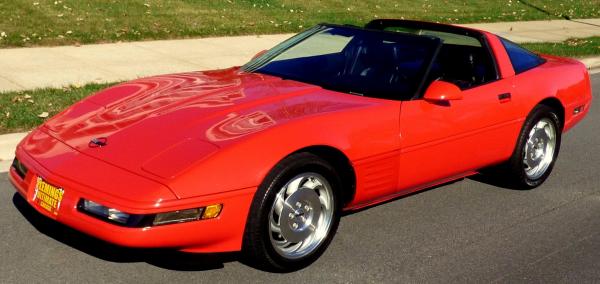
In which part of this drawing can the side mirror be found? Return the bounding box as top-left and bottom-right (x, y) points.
(423, 80), (463, 102)
(252, 49), (267, 60)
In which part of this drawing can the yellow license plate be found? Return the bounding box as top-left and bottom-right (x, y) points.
(33, 177), (65, 216)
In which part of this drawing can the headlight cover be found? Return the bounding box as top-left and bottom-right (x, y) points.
(77, 199), (222, 227)
(78, 199), (149, 227)
(11, 158), (28, 179)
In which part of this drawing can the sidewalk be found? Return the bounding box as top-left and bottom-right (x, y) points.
(1, 19), (600, 93)
(0, 132), (27, 172)
(460, 18), (600, 43)
(0, 34), (291, 93)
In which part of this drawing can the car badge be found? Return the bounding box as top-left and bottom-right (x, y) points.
(89, 137), (108, 148)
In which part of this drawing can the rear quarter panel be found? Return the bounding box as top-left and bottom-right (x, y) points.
(510, 55), (592, 132)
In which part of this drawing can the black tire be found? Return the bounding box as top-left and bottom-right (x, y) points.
(502, 104), (562, 189)
(242, 152), (342, 272)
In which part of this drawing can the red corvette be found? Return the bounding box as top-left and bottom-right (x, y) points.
(9, 20), (591, 271)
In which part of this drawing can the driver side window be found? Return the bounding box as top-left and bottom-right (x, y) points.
(427, 42), (498, 90)
(384, 27), (498, 91)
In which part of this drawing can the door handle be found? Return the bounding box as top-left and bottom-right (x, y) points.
(498, 93), (511, 103)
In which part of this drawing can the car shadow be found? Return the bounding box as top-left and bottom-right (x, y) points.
(467, 172), (525, 191)
(11, 193), (239, 271)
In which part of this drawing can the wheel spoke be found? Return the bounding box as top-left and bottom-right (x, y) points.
(272, 237), (290, 247)
(318, 193), (329, 210)
(544, 125), (554, 140)
(285, 176), (303, 196)
(270, 217), (281, 234)
(286, 240), (303, 251)
(528, 128), (536, 139)
(303, 177), (323, 190)
(274, 193), (285, 216)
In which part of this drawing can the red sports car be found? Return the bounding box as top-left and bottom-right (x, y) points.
(9, 20), (592, 271)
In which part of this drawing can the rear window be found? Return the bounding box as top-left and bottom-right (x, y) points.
(384, 27), (482, 47)
(500, 38), (545, 74)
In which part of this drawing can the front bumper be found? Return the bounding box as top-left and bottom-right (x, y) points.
(9, 139), (256, 253)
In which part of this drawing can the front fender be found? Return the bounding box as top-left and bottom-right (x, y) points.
(166, 101), (400, 199)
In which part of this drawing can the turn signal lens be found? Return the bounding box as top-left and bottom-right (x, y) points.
(202, 204), (223, 219)
(153, 208), (203, 226)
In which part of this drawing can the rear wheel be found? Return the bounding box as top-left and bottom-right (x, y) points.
(503, 104), (562, 189)
(242, 152), (341, 272)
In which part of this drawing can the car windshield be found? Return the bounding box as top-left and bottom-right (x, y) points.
(242, 25), (441, 101)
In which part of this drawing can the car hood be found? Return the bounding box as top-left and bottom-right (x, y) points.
(41, 67), (368, 186)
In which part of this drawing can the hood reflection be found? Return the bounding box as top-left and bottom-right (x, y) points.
(45, 70), (252, 138)
(206, 111), (276, 142)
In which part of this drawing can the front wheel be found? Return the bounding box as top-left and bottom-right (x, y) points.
(242, 152), (341, 272)
(503, 104), (562, 189)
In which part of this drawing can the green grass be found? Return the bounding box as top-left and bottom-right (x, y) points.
(0, 83), (113, 134)
(523, 37), (600, 58)
(0, 0), (599, 48)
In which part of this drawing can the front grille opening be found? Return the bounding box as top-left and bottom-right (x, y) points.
(11, 158), (28, 180)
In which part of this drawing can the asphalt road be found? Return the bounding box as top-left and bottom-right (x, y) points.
(1, 73), (599, 283)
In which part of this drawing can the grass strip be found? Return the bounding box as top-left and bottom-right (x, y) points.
(0, 83), (113, 134)
(1, 0), (599, 48)
(523, 37), (600, 58)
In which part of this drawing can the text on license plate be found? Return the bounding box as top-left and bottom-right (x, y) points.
(33, 177), (64, 216)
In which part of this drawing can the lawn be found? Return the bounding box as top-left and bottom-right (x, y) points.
(1, 0), (599, 48)
(523, 37), (600, 58)
(0, 83), (112, 134)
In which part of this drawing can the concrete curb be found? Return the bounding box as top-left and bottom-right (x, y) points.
(0, 132), (27, 173)
(581, 57), (600, 71)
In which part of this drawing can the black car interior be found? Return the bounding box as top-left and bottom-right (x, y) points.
(335, 37), (434, 99)
(366, 19), (499, 92)
(426, 44), (497, 90)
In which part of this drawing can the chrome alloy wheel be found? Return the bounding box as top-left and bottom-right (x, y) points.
(268, 173), (334, 259)
(523, 118), (557, 180)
